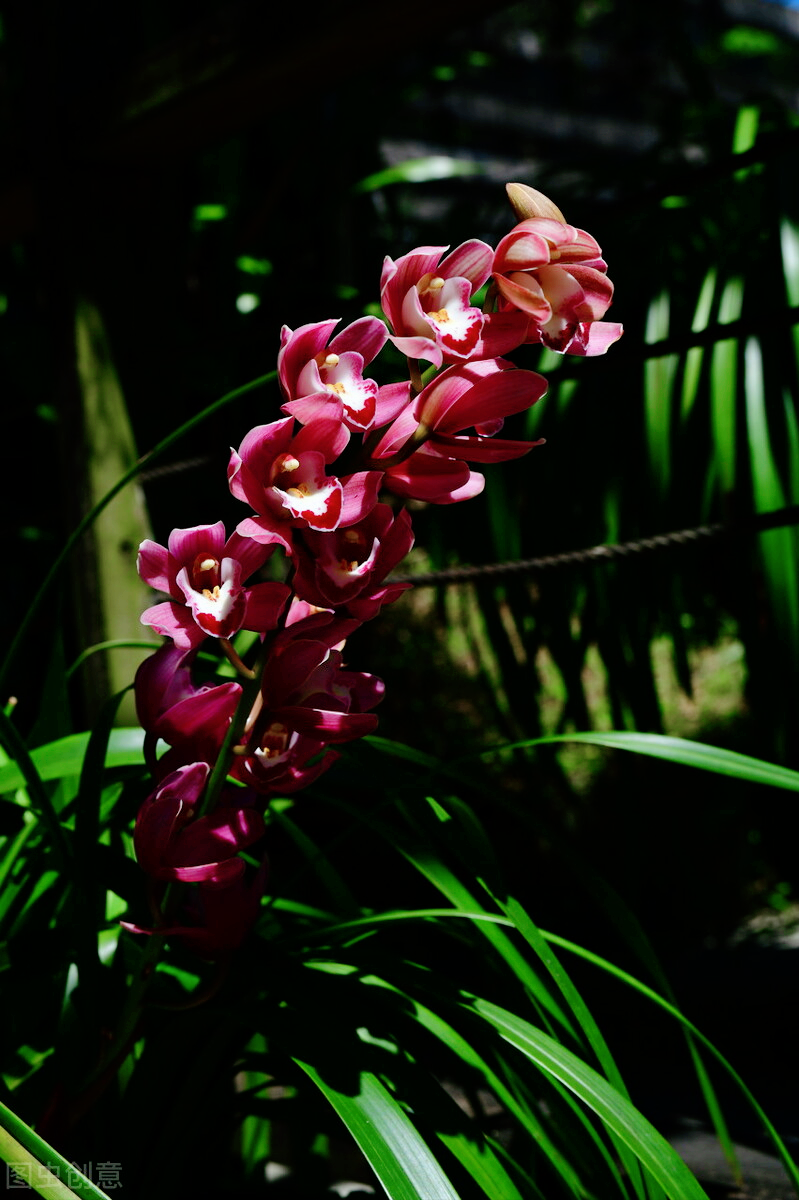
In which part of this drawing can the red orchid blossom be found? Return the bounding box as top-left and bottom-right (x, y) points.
(228, 416), (382, 549)
(278, 317), (388, 432)
(132, 762), (265, 887)
(381, 241), (528, 367)
(368, 358), (547, 502)
(291, 504), (414, 621)
(138, 522), (290, 648)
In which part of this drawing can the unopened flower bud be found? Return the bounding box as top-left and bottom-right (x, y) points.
(506, 183), (566, 224)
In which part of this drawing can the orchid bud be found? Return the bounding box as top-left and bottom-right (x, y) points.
(506, 183), (566, 224)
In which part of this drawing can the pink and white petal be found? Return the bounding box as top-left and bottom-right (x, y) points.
(438, 239), (493, 288)
(429, 432), (545, 462)
(565, 320), (624, 357)
(387, 332), (443, 367)
(228, 419), (295, 507)
(141, 601), (206, 650)
(494, 272), (552, 321)
(339, 470), (383, 527)
(400, 285), (438, 338)
(276, 475), (343, 531)
(167, 522), (227, 569)
(137, 539), (174, 594)
(329, 315), (388, 365)
(175, 564), (247, 639)
(381, 247), (448, 326)
(373, 380), (412, 428)
(558, 264), (614, 320)
(295, 357), (327, 397)
(425, 278), (483, 359)
(493, 225), (553, 273)
(235, 515), (294, 554)
(278, 319), (340, 395)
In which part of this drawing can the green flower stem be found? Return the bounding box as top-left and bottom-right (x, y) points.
(196, 632), (275, 821)
(0, 370), (277, 700)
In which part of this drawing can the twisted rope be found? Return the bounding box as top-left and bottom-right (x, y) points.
(138, 454), (799, 589)
(390, 505), (799, 587)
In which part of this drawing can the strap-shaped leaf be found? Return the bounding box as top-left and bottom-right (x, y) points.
(475, 732), (799, 792)
(294, 1061), (461, 1200)
(0, 728), (145, 796)
(470, 998), (710, 1200)
(0, 1099), (108, 1199)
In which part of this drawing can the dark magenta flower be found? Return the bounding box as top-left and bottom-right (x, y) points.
(132, 763), (265, 886)
(291, 504), (414, 621)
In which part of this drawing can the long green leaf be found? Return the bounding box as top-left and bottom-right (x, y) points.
(541, 929), (799, 1195)
(0, 1099), (107, 1199)
(745, 336), (799, 662)
(0, 712), (71, 870)
(294, 1062), (461, 1200)
(472, 731), (799, 791)
(360, 972), (587, 1198)
(0, 728), (145, 796)
(471, 999), (710, 1200)
(710, 276), (743, 499)
(491, 893), (647, 1200)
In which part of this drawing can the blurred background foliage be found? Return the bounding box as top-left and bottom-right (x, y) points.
(3, 0), (799, 1152)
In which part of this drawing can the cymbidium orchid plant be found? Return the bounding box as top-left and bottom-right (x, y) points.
(5, 179), (797, 1200)
(130, 182), (622, 958)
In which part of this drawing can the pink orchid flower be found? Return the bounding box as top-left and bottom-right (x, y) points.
(138, 522), (290, 647)
(381, 241), (528, 367)
(278, 317), (388, 432)
(228, 416), (382, 547)
(492, 217), (622, 356)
